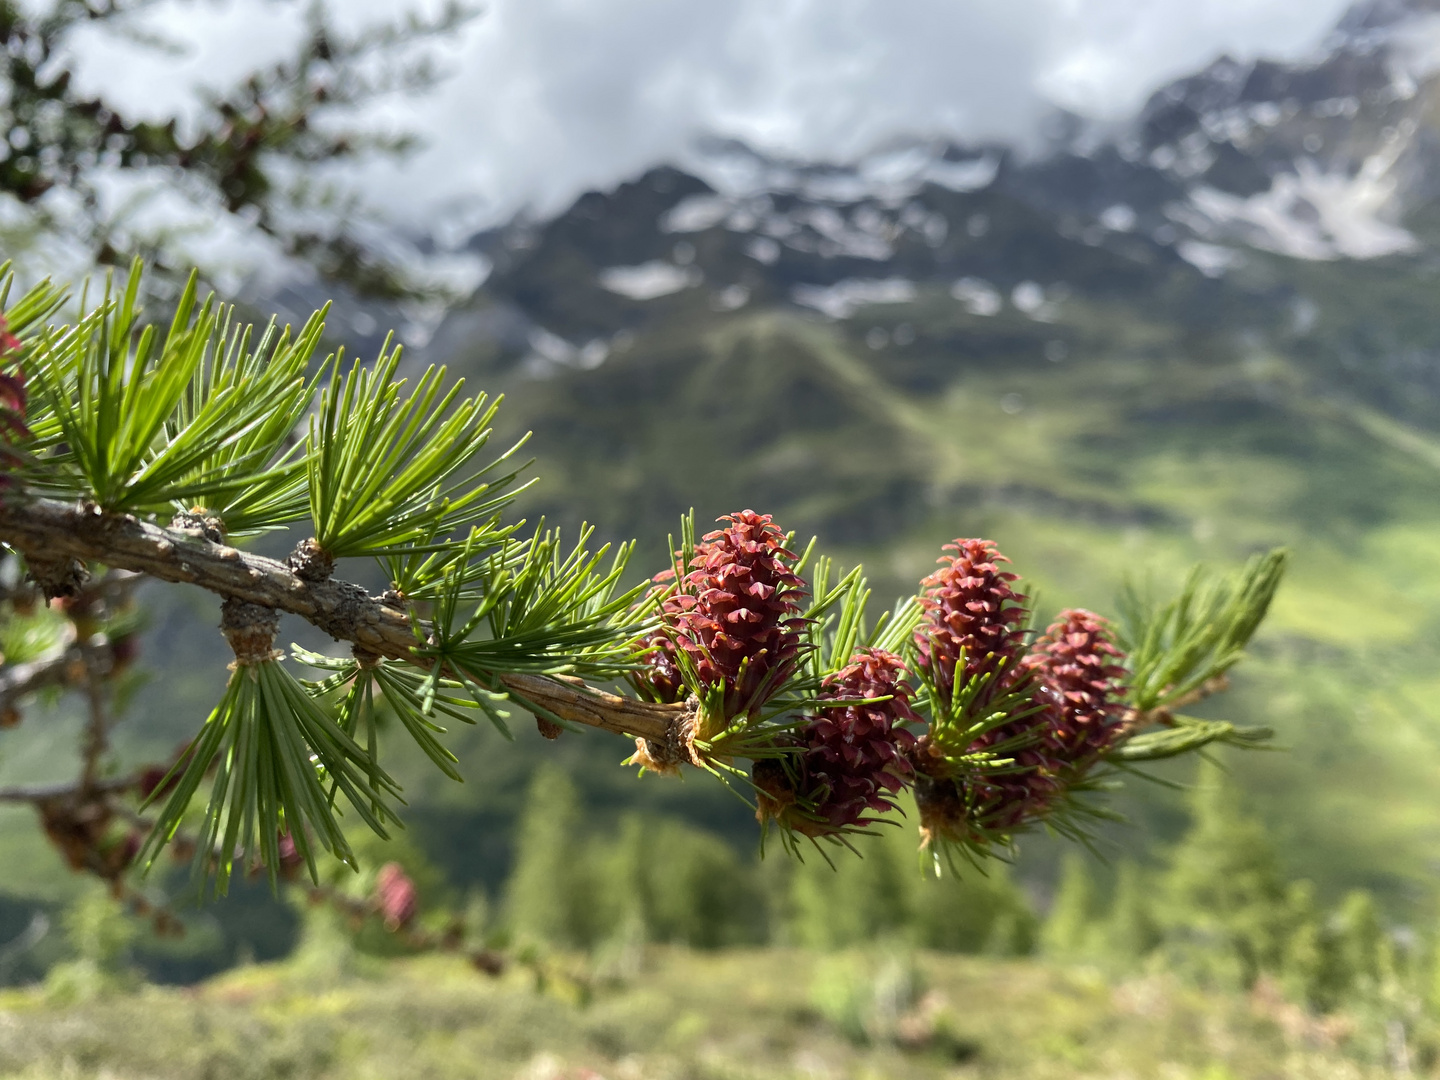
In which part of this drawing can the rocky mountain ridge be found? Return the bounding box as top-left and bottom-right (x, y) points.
(388, 0), (1440, 397)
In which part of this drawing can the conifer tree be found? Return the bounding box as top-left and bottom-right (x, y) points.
(1335, 890), (1386, 993)
(1160, 758), (1291, 988)
(632, 818), (765, 948)
(790, 830), (912, 949)
(597, 814), (650, 950)
(1428, 916), (1440, 1017)
(1278, 878), (1331, 1009)
(1041, 852), (1098, 960)
(1100, 860), (1160, 966)
(911, 861), (1036, 956)
(789, 804), (1036, 954)
(0, 258), (1288, 944)
(0, 0), (475, 297)
(506, 765), (591, 947)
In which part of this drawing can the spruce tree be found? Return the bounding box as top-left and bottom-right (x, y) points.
(1334, 890), (1386, 993)
(910, 862), (1036, 956)
(597, 814), (650, 950)
(790, 830), (912, 949)
(1100, 860), (1160, 966)
(596, 813), (766, 950)
(1041, 852), (1099, 960)
(788, 806), (1037, 954)
(1429, 914), (1440, 1017)
(505, 765), (591, 947)
(1278, 879), (1337, 1011)
(637, 818), (766, 948)
(1160, 758), (1291, 988)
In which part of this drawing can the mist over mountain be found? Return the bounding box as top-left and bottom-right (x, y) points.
(340, 0), (1440, 441)
(332, 0), (1434, 367)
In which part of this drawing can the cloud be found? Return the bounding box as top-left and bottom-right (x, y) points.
(68, 0), (1355, 229)
(1031, 0), (1356, 114)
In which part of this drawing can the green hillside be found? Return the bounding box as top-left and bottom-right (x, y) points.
(7, 4), (1440, 1075)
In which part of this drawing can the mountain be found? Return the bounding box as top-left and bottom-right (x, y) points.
(402, 1), (1440, 557)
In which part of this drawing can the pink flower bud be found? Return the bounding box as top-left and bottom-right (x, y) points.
(376, 862), (417, 930)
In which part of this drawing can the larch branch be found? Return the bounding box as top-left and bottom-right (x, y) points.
(0, 651), (76, 709)
(0, 496), (681, 744)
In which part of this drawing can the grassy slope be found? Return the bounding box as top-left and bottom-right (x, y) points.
(0, 949), (1392, 1080)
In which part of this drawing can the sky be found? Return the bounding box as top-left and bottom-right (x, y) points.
(72, 0), (1357, 231)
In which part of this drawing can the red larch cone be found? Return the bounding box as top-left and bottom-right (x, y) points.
(640, 511), (808, 723)
(914, 539), (1028, 703)
(918, 608), (1128, 847)
(757, 648), (919, 837)
(1023, 608), (1128, 765)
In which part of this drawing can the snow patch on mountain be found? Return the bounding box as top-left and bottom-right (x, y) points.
(744, 237), (781, 264)
(1177, 241), (1246, 277)
(676, 141), (999, 208)
(521, 327), (612, 378)
(598, 261), (701, 299)
(1188, 135), (1418, 260)
(662, 182), (952, 261)
(1011, 281), (1066, 322)
(660, 195), (732, 233)
(856, 146), (1000, 194)
(1099, 204), (1137, 232)
(951, 277), (1003, 315)
(1366, 10), (1440, 82)
(793, 278), (917, 318)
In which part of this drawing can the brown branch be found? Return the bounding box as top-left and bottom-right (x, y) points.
(0, 496), (682, 745)
(1118, 674), (1234, 737)
(0, 651), (77, 708)
(79, 651), (111, 790)
(0, 776), (135, 804)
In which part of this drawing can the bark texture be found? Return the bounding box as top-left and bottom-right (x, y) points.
(0, 496), (683, 745)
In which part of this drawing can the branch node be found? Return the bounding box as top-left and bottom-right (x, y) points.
(220, 597), (282, 666)
(170, 509), (226, 544)
(628, 698), (699, 776)
(352, 644), (383, 669)
(288, 538), (335, 583)
(25, 551), (89, 600)
(913, 773), (969, 851)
